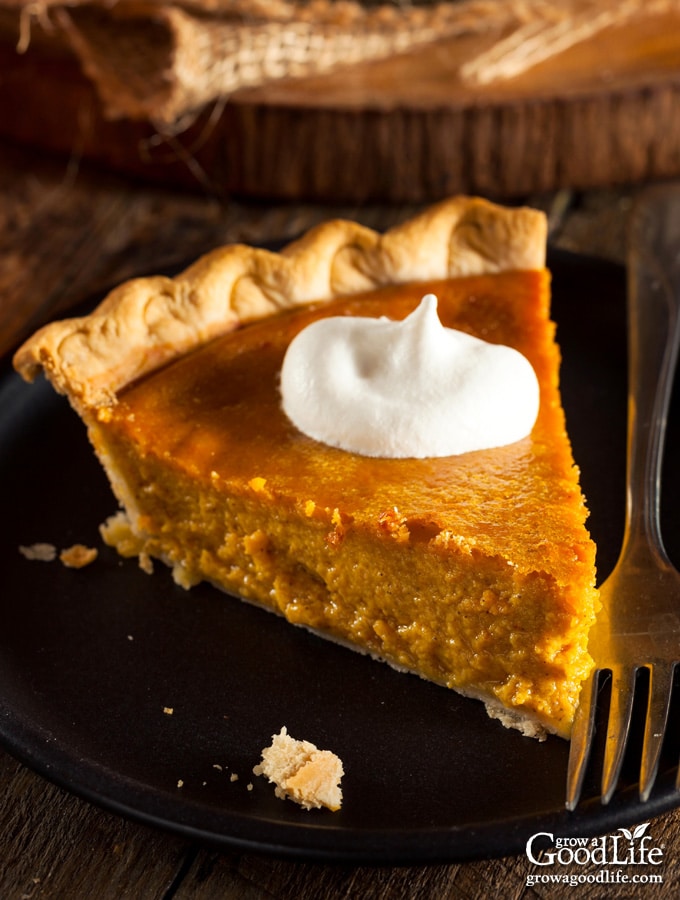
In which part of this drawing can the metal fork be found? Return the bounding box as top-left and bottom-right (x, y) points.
(566, 185), (680, 811)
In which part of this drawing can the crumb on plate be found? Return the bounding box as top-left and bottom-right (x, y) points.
(60, 543), (98, 569)
(19, 543), (57, 562)
(253, 726), (343, 812)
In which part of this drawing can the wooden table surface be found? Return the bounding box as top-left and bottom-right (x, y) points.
(1, 138), (679, 899)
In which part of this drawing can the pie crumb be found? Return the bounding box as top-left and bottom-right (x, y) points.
(100, 511), (152, 575)
(60, 544), (98, 569)
(253, 727), (343, 811)
(139, 552), (154, 574)
(19, 543), (57, 562)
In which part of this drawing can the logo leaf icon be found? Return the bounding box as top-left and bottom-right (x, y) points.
(619, 828), (633, 840)
(633, 822), (650, 839)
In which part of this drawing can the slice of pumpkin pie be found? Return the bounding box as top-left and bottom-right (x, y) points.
(14, 196), (598, 740)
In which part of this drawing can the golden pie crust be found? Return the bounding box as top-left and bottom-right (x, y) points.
(14, 196), (598, 741)
(15, 197), (547, 410)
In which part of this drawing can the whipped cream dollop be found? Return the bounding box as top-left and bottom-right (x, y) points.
(279, 294), (540, 458)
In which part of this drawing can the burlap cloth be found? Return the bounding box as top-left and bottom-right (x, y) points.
(5, 0), (671, 129)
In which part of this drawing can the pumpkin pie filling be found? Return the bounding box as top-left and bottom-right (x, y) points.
(89, 273), (596, 739)
(13, 198), (599, 742)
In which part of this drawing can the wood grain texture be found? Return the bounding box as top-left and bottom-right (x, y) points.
(0, 752), (191, 899)
(1, 10), (680, 202)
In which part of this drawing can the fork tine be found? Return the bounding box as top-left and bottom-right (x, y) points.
(601, 665), (637, 804)
(640, 662), (676, 801)
(566, 670), (599, 811)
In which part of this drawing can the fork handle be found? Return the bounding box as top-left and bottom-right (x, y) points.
(625, 185), (680, 561)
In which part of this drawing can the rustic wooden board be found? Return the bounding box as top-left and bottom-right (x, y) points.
(2, 10), (680, 201)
